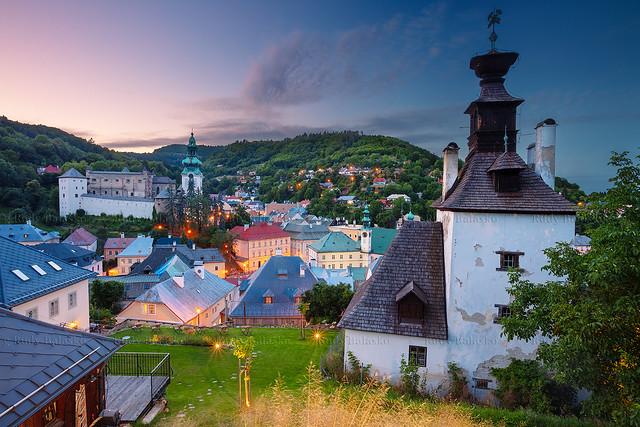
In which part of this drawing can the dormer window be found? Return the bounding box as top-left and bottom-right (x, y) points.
(396, 281), (427, 325)
(264, 296), (273, 304)
(494, 170), (521, 192)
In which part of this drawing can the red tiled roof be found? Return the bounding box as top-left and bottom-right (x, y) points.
(230, 223), (290, 241)
(43, 165), (62, 174)
(373, 177), (386, 183)
(63, 227), (97, 246)
(104, 237), (136, 249)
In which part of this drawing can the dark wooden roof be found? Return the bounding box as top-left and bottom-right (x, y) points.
(433, 151), (576, 214)
(338, 221), (447, 340)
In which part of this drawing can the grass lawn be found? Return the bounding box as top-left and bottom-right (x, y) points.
(112, 327), (336, 426)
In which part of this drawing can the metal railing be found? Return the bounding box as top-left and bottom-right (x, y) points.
(106, 352), (171, 399)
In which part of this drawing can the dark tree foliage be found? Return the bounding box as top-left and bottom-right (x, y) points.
(301, 281), (354, 324)
(90, 280), (124, 314)
(501, 152), (640, 423)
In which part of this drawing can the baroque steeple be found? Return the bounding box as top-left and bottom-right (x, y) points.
(181, 132), (203, 194)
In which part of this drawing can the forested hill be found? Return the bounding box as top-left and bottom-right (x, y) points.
(0, 116), (171, 219)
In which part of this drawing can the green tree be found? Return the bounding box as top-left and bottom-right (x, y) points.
(90, 280), (124, 313)
(501, 152), (640, 423)
(301, 282), (354, 324)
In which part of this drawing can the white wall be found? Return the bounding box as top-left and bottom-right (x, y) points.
(13, 279), (90, 330)
(79, 196), (155, 219)
(59, 177), (87, 217)
(437, 210), (575, 386)
(344, 329), (449, 391)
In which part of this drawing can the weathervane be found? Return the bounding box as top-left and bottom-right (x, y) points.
(487, 8), (502, 51)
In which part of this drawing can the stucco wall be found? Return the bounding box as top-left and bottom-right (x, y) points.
(309, 249), (367, 269)
(79, 196), (154, 219)
(59, 177), (87, 217)
(116, 301), (182, 324)
(13, 279), (90, 330)
(437, 210), (575, 386)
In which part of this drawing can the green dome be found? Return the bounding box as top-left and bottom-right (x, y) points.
(407, 211), (415, 221)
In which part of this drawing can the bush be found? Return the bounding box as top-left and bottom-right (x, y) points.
(446, 362), (471, 402)
(90, 306), (115, 326)
(492, 359), (577, 416)
(90, 280), (124, 313)
(320, 331), (345, 380)
(399, 354), (420, 396)
(345, 351), (371, 384)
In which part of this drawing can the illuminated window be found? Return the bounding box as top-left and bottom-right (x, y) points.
(263, 296), (273, 304)
(144, 304), (156, 315)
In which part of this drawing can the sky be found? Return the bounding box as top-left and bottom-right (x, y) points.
(1, 0), (639, 192)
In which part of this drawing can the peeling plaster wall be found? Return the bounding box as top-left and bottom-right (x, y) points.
(437, 210), (575, 387)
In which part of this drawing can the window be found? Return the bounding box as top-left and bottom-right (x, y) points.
(473, 378), (491, 390)
(27, 308), (38, 319)
(12, 269), (29, 281)
(496, 251), (524, 271)
(144, 303), (156, 315)
(49, 299), (59, 317)
(398, 293), (425, 325)
(31, 265), (46, 276)
(408, 345), (427, 367)
(263, 296), (273, 304)
(494, 304), (511, 323)
(68, 291), (77, 309)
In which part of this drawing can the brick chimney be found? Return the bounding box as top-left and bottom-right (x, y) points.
(534, 118), (557, 189)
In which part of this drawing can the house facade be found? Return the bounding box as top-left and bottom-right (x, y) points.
(231, 223), (290, 272)
(103, 233), (136, 262)
(0, 236), (95, 330)
(117, 263), (237, 326)
(308, 231), (367, 269)
(116, 235), (153, 275)
(340, 47), (576, 396)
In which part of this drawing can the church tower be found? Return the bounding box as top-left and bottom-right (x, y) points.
(360, 204), (372, 253)
(181, 132), (203, 194)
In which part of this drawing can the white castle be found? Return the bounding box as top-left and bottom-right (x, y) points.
(58, 133), (203, 219)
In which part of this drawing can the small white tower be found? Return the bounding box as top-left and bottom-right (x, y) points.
(58, 168), (87, 217)
(360, 205), (372, 254)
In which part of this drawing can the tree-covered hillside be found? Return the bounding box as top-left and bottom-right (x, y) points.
(0, 116), (171, 222)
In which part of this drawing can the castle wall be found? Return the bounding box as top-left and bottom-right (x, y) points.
(79, 195), (155, 219)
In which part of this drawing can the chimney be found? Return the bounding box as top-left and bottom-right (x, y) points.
(244, 224), (249, 231)
(526, 143), (536, 170)
(192, 243), (196, 251)
(300, 264), (305, 277)
(120, 232), (125, 239)
(441, 142), (460, 200)
(26, 219), (32, 226)
(194, 261), (205, 279)
(174, 276), (185, 288)
(172, 241), (176, 252)
(534, 118), (557, 189)
(168, 234), (172, 239)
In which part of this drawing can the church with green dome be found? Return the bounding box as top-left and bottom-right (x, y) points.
(180, 132), (203, 194)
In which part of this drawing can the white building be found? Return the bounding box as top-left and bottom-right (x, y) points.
(339, 48), (576, 398)
(0, 236), (95, 331)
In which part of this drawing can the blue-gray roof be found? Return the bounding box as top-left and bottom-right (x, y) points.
(0, 308), (121, 426)
(58, 167), (86, 178)
(230, 256), (318, 319)
(0, 237), (96, 308)
(135, 269), (235, 323)
(118, 236), (153, 257)
(309, 232), (360, 253)
(571, 234), (592, 246)
(93, 274), (162, 300)
(33, 243), (98, 268)
(0, 223), (60, 244)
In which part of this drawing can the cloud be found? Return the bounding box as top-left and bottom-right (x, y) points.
(243, 3), (449, 106)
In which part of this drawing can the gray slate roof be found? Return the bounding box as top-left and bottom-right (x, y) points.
(129, 245), (224, 275)
(33, 243), (98, 268)
(0, 308), (121, 426)
(93, 274), (162, 300)
(433, 151), (576, 214)
(339, 221), (448, 340)
(230, 256), (318, 319)
(58, 168), (86, 178)
(0, 237), (96, 308)
(135, 269), (235, 323)
(0, 223), (60, 244)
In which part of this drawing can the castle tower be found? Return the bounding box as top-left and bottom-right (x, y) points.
(181, 132), (203, 194)
(58, 168), (87, 217)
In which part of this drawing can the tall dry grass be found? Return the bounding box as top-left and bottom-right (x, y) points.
(237, 363), (490, 427)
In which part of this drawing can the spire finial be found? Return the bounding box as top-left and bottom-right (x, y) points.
(487, 8), (502, 51)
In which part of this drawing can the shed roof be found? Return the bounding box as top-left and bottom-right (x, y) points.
(0, 308), (121, 426)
